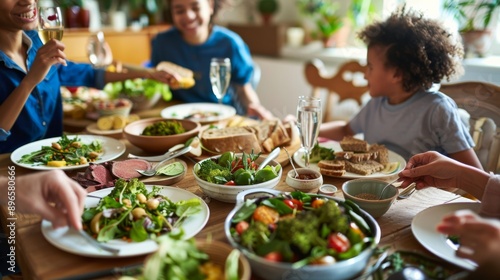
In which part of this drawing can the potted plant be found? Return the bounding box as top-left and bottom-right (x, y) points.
(257, 0), (279, 25)
(297, 0), (343, 47)
(56, 0), (89, 28)
(443, 0), (500, 56)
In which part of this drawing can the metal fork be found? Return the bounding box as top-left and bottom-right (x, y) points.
(136, 146), (191, 176)
(78, 230), (120, 255)
(397, 183), (417, 199)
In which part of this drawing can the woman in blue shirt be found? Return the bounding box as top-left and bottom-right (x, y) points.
(0, 1), (172, 153)
(151, 0), (272, 119)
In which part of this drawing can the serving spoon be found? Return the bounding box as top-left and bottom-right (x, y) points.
(258, 147), (280, 170)
(136, 146), (191, 176)
(283, 147), (298, 178)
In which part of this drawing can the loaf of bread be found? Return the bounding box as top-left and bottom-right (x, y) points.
(200, 127), (262, 154)
(369, 144), (389, 164)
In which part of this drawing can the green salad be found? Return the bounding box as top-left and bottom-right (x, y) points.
(195, 151), (281, 186)
(229, 191), (375, 268)
(18, 135), (102, 167)
(104, 78), (172, 101)
(82, 179), (202, 243)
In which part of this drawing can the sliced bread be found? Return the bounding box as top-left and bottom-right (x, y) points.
(320, 168), (346, 177)
(344, 160), (385, 175)
(317, 160), (345, 170)
(369, 144), (389, 164)
(340, 136), (369, 152)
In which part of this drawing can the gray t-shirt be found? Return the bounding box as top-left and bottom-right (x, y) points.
(349, 89), (474, 160)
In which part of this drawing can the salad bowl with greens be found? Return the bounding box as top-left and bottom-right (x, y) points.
(103, 78), (172, 111)
(225, 188), (381, 280)
(193, 152), (283, 203)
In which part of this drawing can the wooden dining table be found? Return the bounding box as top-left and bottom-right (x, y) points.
(0, 122), (474, 279)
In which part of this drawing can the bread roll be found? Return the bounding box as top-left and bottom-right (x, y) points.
(156, 61), (195, 89)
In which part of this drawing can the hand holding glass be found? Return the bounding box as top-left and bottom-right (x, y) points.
(38, 6), (64, 44)
(210, 58), (231, 104)
(296, 96), (322, 167)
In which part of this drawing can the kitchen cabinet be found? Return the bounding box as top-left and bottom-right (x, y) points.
(63, 25), (170, 65)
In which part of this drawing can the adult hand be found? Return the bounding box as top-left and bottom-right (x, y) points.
(437, 210), (500, 265)
(15, 170), (86, 230)
(398, 151), (462, 189)
(26, 39), (67, 85)
(148, 69), (180, 86)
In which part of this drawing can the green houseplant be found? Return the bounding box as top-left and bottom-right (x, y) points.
(297, 0), (343, 47)
(257, 0), (279, 25)
(443, 0), (500, 56)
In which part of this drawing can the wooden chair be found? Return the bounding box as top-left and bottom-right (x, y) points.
(440, 81), (500, 172)
(304, 59), (368, 122)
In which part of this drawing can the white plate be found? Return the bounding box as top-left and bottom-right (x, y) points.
(86, 123), (123, 136)
(10, 135), (125, 171)
(160, 103), (236, 124)
(293, 141), (406, 179)
(41, 185), (210, 258)
(411, 202), (481, 270)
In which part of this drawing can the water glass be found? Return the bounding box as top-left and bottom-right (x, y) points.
(296, 96), (322, 167)
(210, 58), (231, 104)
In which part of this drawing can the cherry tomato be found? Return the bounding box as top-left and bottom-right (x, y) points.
(225, 180), (236, 186)
(252, 205), (279, 225)
(283, 199), (303, 210)
(235, 221), (249, 235)
(263, 252), (282, 262)
(311, 198), (326, 208)
(328, 232), (351, 253)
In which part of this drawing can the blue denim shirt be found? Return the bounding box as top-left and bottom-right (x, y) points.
(0, 30), (106, 153)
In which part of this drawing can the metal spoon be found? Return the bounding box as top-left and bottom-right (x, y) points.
(397, 183), (417, 200)
(136, 146), (191, 176)
(283, 147), (299, 178)
(258, 147), (280, 170)
(378, 178), (399, 200)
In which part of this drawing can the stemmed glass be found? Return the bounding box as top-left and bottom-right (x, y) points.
(210, 58), (231, 104)
(296, 96), (322, 167)
(38, 6), (64, 44)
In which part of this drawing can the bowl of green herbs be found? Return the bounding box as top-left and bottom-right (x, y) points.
(123, 117), (201, 153)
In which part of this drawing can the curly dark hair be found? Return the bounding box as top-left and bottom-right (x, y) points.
(163, 0), (229, 24)
(358, 6), (464, 92)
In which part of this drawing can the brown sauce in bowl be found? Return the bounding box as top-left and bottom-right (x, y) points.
(296, 173), (319, 180)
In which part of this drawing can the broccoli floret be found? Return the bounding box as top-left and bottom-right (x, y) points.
(196, 160), (232, 184)
(309, 143), (336, 163)
(276, 212), (325, 254)
(314, 200), (349, 234)
(241, 221), (270, 250)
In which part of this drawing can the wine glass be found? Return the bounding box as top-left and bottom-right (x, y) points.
(210, 58), (231, 104)
(296, 96), (322, 167)
(38, 6), (64, 44)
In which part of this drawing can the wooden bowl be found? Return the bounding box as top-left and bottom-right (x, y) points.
(123, 117), (201, 153)
(196, 239), (251, 280)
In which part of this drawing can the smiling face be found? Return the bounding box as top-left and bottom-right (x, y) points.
(170, 0), (213, 45)
(0, 0), (38, 32)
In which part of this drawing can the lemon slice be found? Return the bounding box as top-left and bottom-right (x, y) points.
(156, 162), (185, 176)
(381, 162), (400, 174)
(113, 115), (127, 130)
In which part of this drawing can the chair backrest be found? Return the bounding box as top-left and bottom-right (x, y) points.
(304, 59), (368, 122)
(440, 81), (500, 172)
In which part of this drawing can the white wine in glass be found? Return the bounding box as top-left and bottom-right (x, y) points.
(210, 58), (231, 104)
(38, 7), (63, 44)
(296, 96), (322, 167)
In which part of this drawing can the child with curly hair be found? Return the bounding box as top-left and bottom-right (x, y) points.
(150, 0), (272, 119)
(319, 6), (482, 169)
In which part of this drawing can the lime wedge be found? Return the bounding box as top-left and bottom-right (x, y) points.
(156, 162), (185, 176)
(381, 162), (400, 174)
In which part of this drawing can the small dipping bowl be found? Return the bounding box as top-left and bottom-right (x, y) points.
(318, 184), (338, 196)
(286, 168), (323, 192)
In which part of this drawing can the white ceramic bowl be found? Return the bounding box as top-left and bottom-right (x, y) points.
(285, 168), (323, 192)
(342, 178), (398, 218)
(193, 155), (282, 203)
